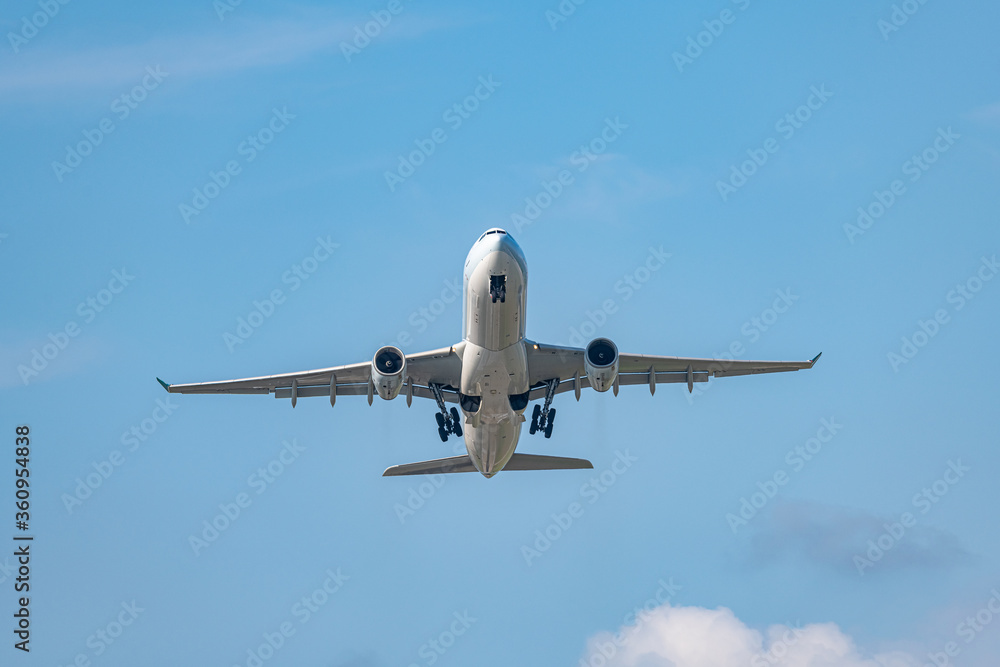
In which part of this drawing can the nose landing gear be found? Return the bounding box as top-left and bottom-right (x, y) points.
(489, 275), (506, 303)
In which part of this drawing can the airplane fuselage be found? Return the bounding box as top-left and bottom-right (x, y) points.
(459, 229), (530, 477)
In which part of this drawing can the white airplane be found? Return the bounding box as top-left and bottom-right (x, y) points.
(159, 228), (820, 478)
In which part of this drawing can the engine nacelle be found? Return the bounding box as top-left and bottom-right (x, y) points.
(585, 338), (619, 392)
(372, 345), (406, 400)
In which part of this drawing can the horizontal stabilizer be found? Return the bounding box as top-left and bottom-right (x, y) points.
(504, 453), (593, 471)
(383, 455), (478, 477)
(381, 453), (594, 477)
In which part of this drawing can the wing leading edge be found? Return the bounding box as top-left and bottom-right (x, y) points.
(157, 344), (465, 405)
(525, 341), (820, 399)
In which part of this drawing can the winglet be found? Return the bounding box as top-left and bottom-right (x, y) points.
(156, 377), (171, 392)
(809, 352), (823, 367)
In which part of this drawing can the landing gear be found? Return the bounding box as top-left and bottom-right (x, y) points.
(489, 275), (506, 303)
(430, 383), (463, 440)
(529, 379), (559, 438)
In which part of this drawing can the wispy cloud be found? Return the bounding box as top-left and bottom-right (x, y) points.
(741, 499), (972, 575)
(558, 154), (689, 222)
(0, 10), (458, 97)
(965, 101), (1000, 127)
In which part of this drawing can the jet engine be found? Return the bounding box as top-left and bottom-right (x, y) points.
(372, 345), (406, 400)
(585, 338), (619, 392)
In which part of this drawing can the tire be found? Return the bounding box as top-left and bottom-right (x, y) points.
(438, 426), (449, 442)
(548, 408), (556, 426)
(532, 404), (541, 421)
(435, 413), (445, 428)
(544, 408), (556, 438)
(529, 416), (538, 435)
(450, 407), (463, 436)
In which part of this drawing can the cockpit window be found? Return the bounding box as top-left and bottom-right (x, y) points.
(479, 229), (507, 241)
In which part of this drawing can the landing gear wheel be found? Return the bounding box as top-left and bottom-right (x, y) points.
(544, 408), (556, 439)
(435, 413), (445, 428)
(449, 407), (463, 436)
(438, 426), (449, 442)
(530, 404), (541, 434)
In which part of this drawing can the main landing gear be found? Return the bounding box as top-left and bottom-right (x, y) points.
(430, 383), (463, 442)
(529, 378), (558, 439)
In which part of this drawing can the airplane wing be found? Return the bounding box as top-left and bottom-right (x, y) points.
(157, 344), (465, 405)
(524, 341), (820, 399)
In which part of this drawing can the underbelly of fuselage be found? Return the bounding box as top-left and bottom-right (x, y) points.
(460, 240), (529, 477)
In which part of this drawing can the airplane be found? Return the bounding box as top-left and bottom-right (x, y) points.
(158, 228), (820, 478)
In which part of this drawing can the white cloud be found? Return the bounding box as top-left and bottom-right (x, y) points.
(581, 602), (922, 667)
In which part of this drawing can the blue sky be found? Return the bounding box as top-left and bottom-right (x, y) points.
(2, 0), (999, 665)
